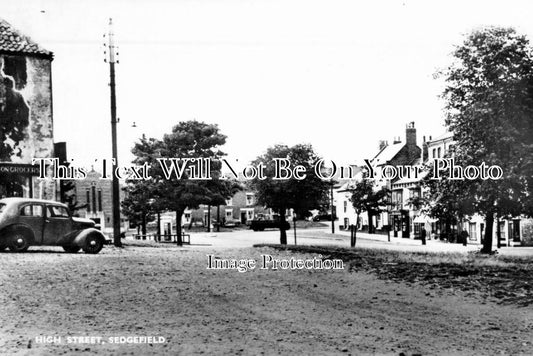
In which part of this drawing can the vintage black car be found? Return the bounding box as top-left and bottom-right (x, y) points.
(250, 219), (290, 231)
(0, 198), (106, 253)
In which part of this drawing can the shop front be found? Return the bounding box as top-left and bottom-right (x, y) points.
(391, 210), (410, 238)
(0, 163), (42, 198)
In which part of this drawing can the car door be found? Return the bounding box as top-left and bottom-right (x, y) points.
(43, 204), (73, 245)
(18, 203), (45, 244)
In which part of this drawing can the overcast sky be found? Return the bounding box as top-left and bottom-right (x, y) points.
(1, 0), (532, 168)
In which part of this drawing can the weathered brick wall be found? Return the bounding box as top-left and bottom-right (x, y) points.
(0, 54), (55, 198)
(0, 55), (53, 162)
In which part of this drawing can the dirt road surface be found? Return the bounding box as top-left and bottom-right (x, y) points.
(0, 243), (531, 355)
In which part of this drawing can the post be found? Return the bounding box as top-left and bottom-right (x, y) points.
(330, 182), (335, 234)
(293, 213), (297, 245)
(387, 180), (391, 242)
(156, 212), (161, 242)
(216, 205), (220, 232)
(107, 18), (122, 247)
(207, 204), (211, 232)
(496, 211), (501, 249)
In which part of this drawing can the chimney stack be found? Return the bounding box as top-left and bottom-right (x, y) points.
(406, 122), (416, 147)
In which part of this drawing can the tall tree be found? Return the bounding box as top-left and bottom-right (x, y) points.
(440, 27), (533, 253)
(121, 180), (157, 236)
(249, 144), (330, 244)
(130, 121), (231, 245)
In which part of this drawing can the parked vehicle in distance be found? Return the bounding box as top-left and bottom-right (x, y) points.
(0, 197), (107, 253)
(312, 214), (338, 222)
(250, 219), (290, 231)
(223, 219), (241, 228)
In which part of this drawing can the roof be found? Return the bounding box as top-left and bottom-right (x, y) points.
(371, 142), (404, 166)
(0, 197), (65, 206)
(0, 19), (52, 58)
(428, 131), (453, 144)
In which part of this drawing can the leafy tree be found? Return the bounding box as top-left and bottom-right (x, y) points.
(121, 180), (157, 236)
(422, 168), (474, 241)
(249, 144), (330, 244)
(58, 179), (87, 215)
(349, 178), (389, 236)
(439, 26), (533, 253)
(129, 121), (232, 245)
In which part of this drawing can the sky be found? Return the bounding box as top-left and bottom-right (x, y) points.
(1, 0), (532, 168)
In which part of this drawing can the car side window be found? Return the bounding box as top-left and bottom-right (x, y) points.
(20, 204), (44, 217)
(47, 205), (70, 218)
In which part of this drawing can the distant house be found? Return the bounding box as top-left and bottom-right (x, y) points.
(184, 190), (272, 228)
(333, 169), (363, 229)
(370, 122), (421, 236)
(334, 122), (421, 235)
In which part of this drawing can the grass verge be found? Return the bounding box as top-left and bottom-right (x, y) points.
(254, 244), (533, 307)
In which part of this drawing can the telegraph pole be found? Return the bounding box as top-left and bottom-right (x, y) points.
(106, 18), (122, 247)
(330, 181), (335, 234)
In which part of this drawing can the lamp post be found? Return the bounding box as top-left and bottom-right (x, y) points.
(106, 18), (122, 247)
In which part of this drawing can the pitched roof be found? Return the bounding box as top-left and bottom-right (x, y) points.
(428, 131), (453, 143)
(0, 19), (52, 58)
(371, 142), (404, 166)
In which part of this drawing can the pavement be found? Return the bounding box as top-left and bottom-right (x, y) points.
(127, 225), (533, 256)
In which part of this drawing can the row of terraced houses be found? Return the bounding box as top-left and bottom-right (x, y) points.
(334, 122), (533, 247)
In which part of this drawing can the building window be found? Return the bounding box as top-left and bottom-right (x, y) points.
(225, 209), (233, 220)
(437, 147), (441, 158)
(86, 189), (91, 212)
(469, 222), (477, 241)
(91, 186), (96, 214)
(392, 191), (403, 210)
(98, 190), (102, 212)
(343, 201), (347, 213)
(246, 193), (254, 206)
(184, 213), (191, 223)
(432, 148), (436, 159)
(226, 198), (233, 206)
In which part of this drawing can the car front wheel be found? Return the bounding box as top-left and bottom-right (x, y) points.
(9, 232), (30, 252)
(82, 233), (103, 254)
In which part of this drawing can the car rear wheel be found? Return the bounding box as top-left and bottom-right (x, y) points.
(63, 246), (81, 253)
(82, 233), (103, 254)
(8, 232), (30, 252)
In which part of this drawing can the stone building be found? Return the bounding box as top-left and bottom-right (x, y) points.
(0, 18), (55, 199)
(332, 123), (421, 235)
(74, 168), (129, 235)
(371, 122), (421, 236)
